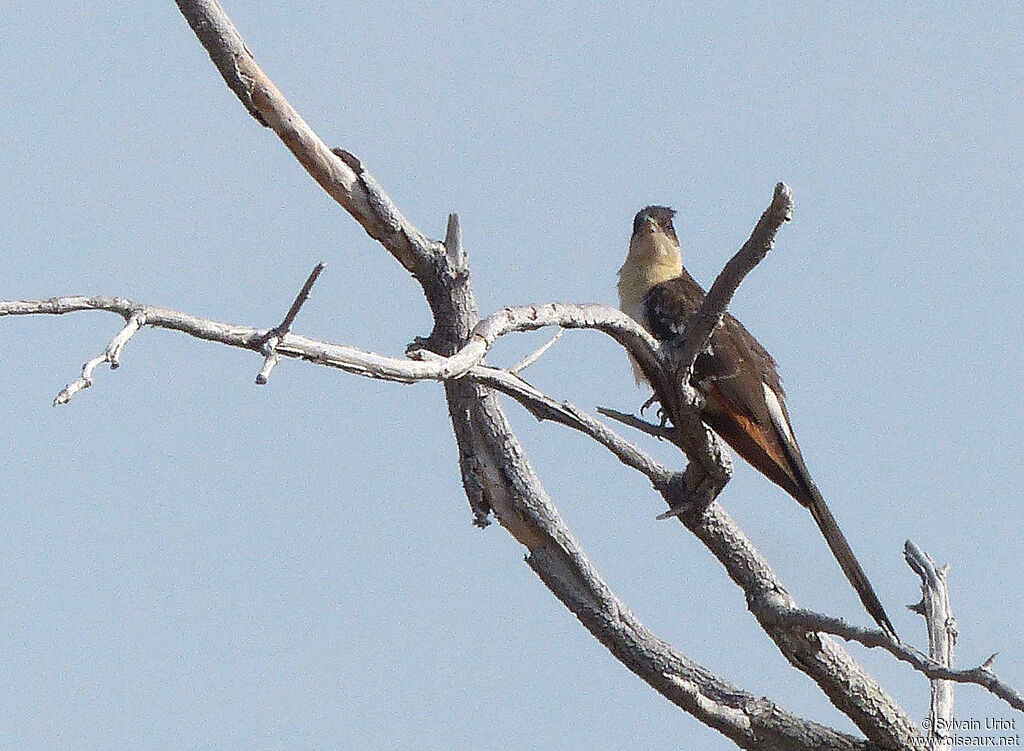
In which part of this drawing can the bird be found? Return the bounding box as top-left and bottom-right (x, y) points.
(617, 204), (897, 639)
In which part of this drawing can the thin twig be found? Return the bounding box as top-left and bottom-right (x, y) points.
(275, 262), (326, 340)
(510, 330), (562, 374)
(108, 313), (146, 367)
(255, 340), (282, 385)
(597, 407), (675, 440)
(53, 312), (146, 405)
(767, 605), (1021, 712)
(471, 365), (676, 487)
(256, 262), (326, 385)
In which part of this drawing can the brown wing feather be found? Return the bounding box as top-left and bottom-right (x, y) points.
(644, 274), (898, 637)
(700, 384), (803, 499)
(645, 275), (796, 490)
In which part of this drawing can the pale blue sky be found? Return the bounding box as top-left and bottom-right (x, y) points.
(1, 3), (1022, 749)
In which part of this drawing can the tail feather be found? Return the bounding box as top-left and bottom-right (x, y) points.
(760, 384), (898, 639)
(804, 487), (897, 639)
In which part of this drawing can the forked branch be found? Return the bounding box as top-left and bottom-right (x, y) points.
(4, 288), (1020, 724)
(1, 3), (1011, 749)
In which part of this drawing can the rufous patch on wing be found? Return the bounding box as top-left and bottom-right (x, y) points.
(704, 383), (798, 488)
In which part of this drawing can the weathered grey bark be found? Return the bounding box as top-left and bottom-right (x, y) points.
(173, 3), (873, 745)
(1, 2), (1019, 748)
(905, 541), (956, 748)
(188, 5), (928, 744)
(4, 296), (1020, 717)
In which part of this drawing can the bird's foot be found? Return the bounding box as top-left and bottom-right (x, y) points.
(639, 395), (670, 430)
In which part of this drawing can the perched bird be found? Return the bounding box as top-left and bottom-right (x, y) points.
(618, 205), (896, 638)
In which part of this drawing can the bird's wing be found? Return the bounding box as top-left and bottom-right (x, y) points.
(645, 277), (798, 489)
(644, 277), (897, 637)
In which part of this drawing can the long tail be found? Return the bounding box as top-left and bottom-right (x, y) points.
(761, 386), (898, 639)
(803, 484), (897, 639)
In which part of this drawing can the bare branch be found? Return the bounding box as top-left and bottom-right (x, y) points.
(0, 297), (687, 485)
(185, 4), (491, 525)
(470, 366), (676, 487)
(597, 406), (676, 440)
(510, 330), (562, 374)
(53, 352), (106, 405)
(449, 302), (728, 500)
(526, 544), (873, 751)
(255, 341), (282, 385)
(904, 541), (957, 742)
(672, 182), (794, 379)
(173, 0), (267, 126)
(176, 0), (443, 276)
(456, 303), (661, 376)
(273, 262), (326, 341)
(108, 313), (146, 367)
(0, 295), (489, 387)
(763, 606), (896, 648)
(256, 262), (325, 385)
(53, 311), (145, 405)
(444, 212), (468, 276)
(662, 491), (917, 746)
(763, 606), (1022, 713)
(4, 296), (264, 346)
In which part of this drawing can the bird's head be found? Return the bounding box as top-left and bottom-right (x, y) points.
(631, 205), (678, 245)
(618, 204), (683, 317)
(622, 204), (681, 278)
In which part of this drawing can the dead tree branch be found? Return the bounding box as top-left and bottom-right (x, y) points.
(256, 261), (325, 384)
(52, 310), (145, 405)
(169, 2), (880, 744)
(0, 2), (1006, 748)
(510, 330), (562, 374)
(5, 291), (1020, 728)
(762, 608), (1021, 712)
(597, 407), (677, 442)
(905, 541), (957, 745)
(672, 183), (794, 380)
